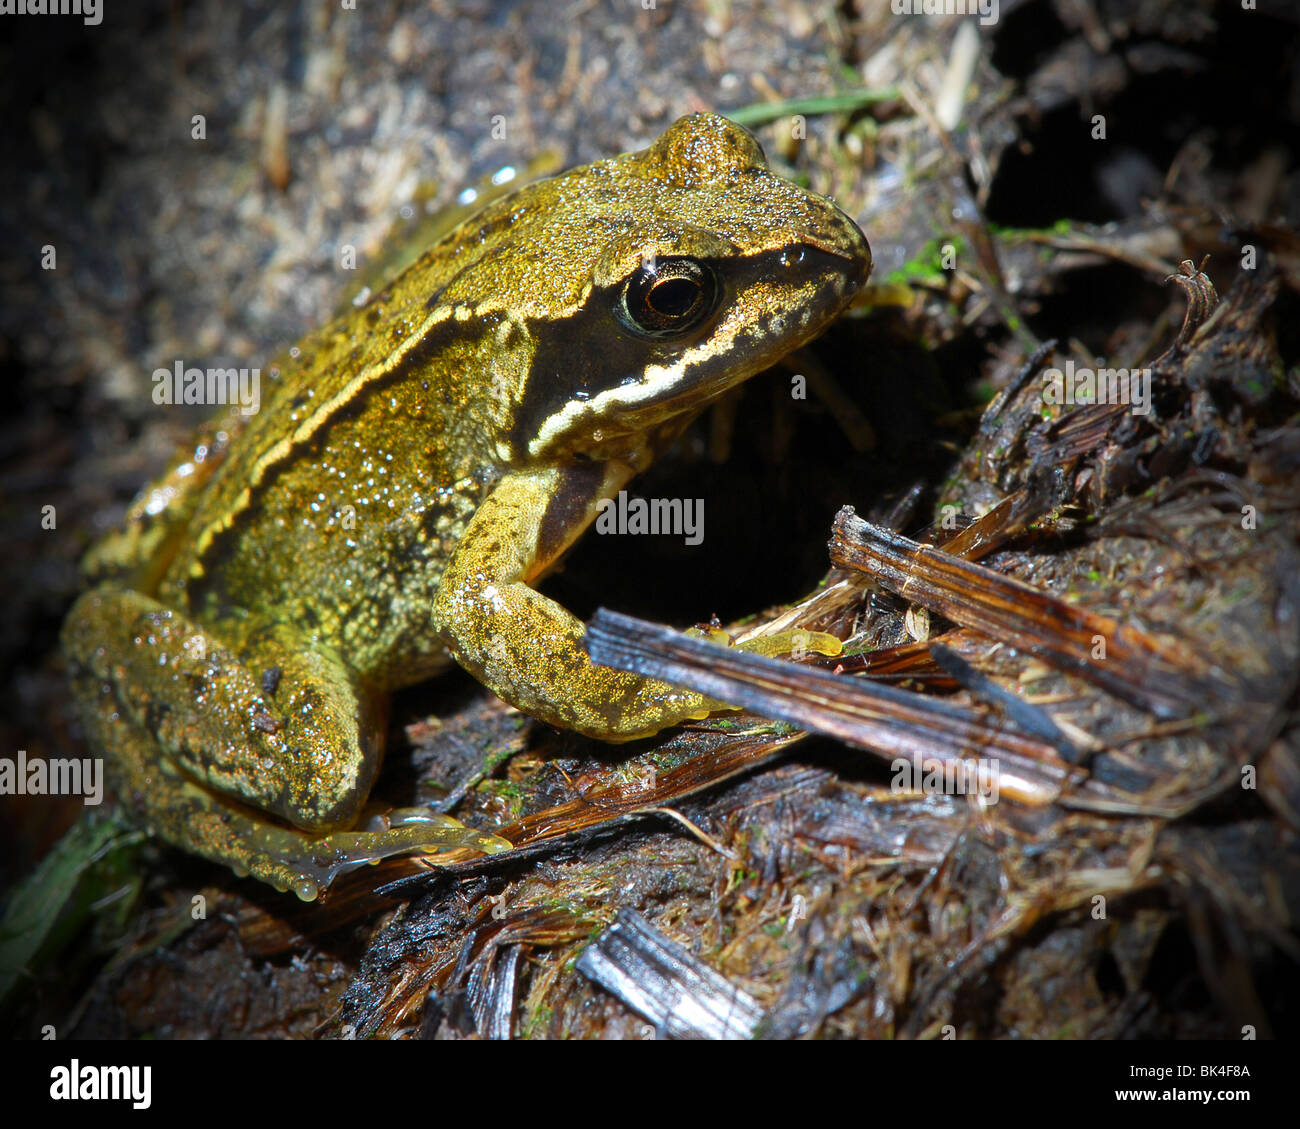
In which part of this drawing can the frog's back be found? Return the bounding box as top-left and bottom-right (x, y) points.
(153, 308), (503, 687)
(113, 113), (869, 689)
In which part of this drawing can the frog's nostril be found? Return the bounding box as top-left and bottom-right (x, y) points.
(838, 247), (870, 296)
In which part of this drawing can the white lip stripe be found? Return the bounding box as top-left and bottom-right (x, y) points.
(528, 329), (741, 457)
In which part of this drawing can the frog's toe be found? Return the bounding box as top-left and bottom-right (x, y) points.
(735, 628), (843, 659)
(239, 815), (513, 900)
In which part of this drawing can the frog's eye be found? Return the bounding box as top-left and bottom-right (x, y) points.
(618, 256), (719, 339)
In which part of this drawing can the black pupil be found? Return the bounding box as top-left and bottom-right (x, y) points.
(648, 277), (699, 317)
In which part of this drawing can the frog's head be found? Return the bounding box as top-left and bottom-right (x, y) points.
(438, 113), (871, 465)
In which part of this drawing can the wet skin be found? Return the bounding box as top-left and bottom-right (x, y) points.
(63, 114), (872, 898)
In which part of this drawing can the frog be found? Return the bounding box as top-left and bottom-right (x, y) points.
(62, 113), (872, 900)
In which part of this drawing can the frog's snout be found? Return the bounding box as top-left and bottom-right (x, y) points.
(850, 229), (873, 292)
(836, 219), (873, 297)
(801, 213), (872, 300)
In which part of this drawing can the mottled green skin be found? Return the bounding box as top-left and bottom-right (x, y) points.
(63, 114), (871, 898)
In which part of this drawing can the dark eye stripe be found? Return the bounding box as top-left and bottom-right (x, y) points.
(509, 243), (856, 459)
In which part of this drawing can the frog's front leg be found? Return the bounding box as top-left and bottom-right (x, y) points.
(432, 465), (728, 741)
(62, 589), (508, 900)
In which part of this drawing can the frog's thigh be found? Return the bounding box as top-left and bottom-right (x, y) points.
(66, 589), (510, 899)
(432, 469), (721, 741)
(63, 586), (382, 832)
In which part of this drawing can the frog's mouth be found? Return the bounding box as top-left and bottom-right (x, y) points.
(515, 239), (871, 463)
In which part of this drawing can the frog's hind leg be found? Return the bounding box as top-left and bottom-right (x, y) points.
(62, 587), (509, 900)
